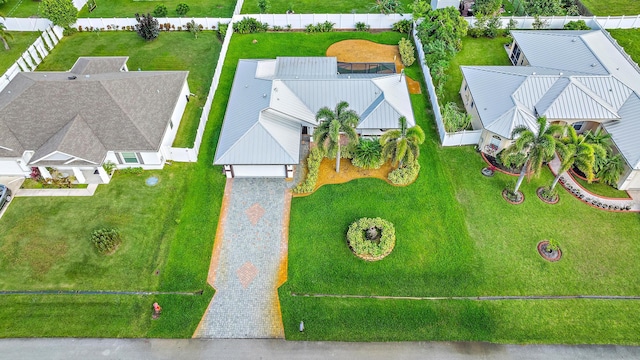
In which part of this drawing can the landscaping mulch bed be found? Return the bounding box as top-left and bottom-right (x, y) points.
(502, 189), (524, 204)
(537, 240), (562, 262)
(315, 158), (394, 190)
(482, 153), (523, 176)
(536, 187), (559, 204)
(326, 39), (422, 94)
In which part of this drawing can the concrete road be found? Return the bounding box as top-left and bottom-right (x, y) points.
(1, 339), (639, 360)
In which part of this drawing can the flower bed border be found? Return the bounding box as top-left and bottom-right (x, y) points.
(346, 217), (396, 261)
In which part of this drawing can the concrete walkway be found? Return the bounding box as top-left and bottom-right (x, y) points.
(548, 156), (640, 211)
(193, 178), (291, 338)
(2, 339), (640, 360)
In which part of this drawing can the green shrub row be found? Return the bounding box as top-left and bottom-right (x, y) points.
(305, 21), (335, 33)
(90, 228), (122, 255)
(233, 17), (269, 34)
(293, 147), (325, 194)
(398, 37), (415, 67)
(392, 19), (412, 34)
(119, 167), (144, 175)
(346, 217), (396, 259)
(388, 161), (420, 185)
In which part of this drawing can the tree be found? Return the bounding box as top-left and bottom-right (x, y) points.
(186, 20), (202, 39)
(500, 117), (563, 196)
(473, 0), (502, 15)
(563, 19), (590, 30)
(523, 0), (563, 15)
(550, 126), (602, 190)
(381, 116), (426, 168)
(0, 23), (13, 50)
(40, 0), (78, 28)
(597, 154), (625, 187)
(257, 0), (271, 13)
(176, 3), (190, 16)
(585, 127), (612, 173)
(135, 13), (160, 41)
(416, 6), (468, 52)
(313, 101), (360, 173)
(371, 0), (403, 15)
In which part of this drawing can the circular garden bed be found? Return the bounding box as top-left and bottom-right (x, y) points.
(537, 187), (559, 204)
(346, 217), (395, 261)
(502, 189), (524, 204)
(537, 240), (562, 262)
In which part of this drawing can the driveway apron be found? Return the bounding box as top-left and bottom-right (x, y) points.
(194, 178), (290, 338)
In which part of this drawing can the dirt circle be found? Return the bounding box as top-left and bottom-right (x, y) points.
(326, 39), (421, 94)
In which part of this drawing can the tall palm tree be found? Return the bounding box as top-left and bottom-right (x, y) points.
(0, 23), (13, 51)
(550, 126), (602, 190)
(380, 116), (425, 168)
(313, 101), (360, 173)
(500, 117), (564, 195)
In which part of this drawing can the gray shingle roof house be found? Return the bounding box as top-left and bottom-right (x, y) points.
(460, 30), (640, 190)
(0, 57), (190, 184)
(214, 57), (415, 178)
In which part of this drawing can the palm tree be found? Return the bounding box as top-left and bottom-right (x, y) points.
(0, 23), (13, 51)
(585, 127), (612, 173)
(550, 126), (602, 190)
(597, 154), (625, 187)
(380, 116), (425, 168)
(313, 101), (360, 173)
(500, 117), (564, 196)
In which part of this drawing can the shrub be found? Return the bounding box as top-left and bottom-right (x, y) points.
(257, 0), (271, 13)
(176, 3), (190, 15)
(563, 19), (590, 30)
(398, 37), (415, 66)
(153, 4), (168, 17)
(39, 0), (77, 28)
(91, 228), (122, 255)
(352, 138), (384, 169)
(392, 19), (412, 33)
(135, 13), (160, 40)
(355, 22), (370, 32)
(102, 161), (116, 175)
(371, 0), (403, 14)
(233, 17), (269, 34)
(442, 102), (471, 132)
(120, 167), (144, 175)
(305, 21), (335, 33)
(272, 25), (283, 31)
(388, 160), (420, 185)
(187, 20), (202, 38)
(346, 217), (396, 261)
(217, 22), (229, 39)
(540, 186), (558, 201)
(293, 147), (325, 194)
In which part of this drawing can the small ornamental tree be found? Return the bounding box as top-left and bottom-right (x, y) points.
(135, 13), (160, 41)
(40, 0), (77, 28)
(398, 37), (415, 66)
(257, 0), (271, 13)
(187, 20), (202, 38)
(176, 3), (190, 16)
(0, 23), (14, 50)
(153, 4), (167, 17)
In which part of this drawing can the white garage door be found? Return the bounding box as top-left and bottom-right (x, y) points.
(0, 160), (25, 175)
(627, 170), (640, 190)
(232, 165), (286, 178)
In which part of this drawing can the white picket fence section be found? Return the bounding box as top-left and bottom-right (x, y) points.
(233, 0), (244, 15)
(232, 13), (409, 29)
(465, 15), (603, 29)
(0, 17), (53, 31)
(0, 27), (63, 93)
(74, 17), (231, 31)
(73, 0), (88, 11)
(442, 130), (483, 146)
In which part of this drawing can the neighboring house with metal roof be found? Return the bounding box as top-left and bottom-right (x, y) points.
(214, 57), (415, 178)
(460, 30), (640, 190)
(0, 57), (190, 184)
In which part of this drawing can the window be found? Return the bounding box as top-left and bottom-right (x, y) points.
(573, 121), (584, 131)
(169, 120), (174, 129)
(121, 152), (139, 164)
(464, 84), (468, 91)
(510, 44), (521, 65)
(470, 101), (475, 109)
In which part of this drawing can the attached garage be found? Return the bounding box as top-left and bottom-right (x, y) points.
(0, 160), (26, 176)
(229, 165), (287, 178)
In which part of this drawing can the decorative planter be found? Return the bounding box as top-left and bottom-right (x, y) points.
(537, 240), (562, 262)
(536, 187), (559, 204)
(502, 189), (524, 204)
(481, 167), (495, 177)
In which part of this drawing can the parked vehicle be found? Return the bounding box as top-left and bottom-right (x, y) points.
(0, 184), (12, 210)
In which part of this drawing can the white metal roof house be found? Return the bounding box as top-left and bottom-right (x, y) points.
(0, 57), (190, 184)
(459, 30), (640, 190)
(213, 57), (415, 178)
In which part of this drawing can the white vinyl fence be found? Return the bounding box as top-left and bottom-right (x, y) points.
(74, 17), (231, 31)
(232, 13), (409, 29)
(0, 18), (53, 31)
(0, 27), (63, 93)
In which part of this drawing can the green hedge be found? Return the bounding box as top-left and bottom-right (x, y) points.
(293, 147), (325, 194)
(346, 217), (396, 261)
(388, 161), (420, 185)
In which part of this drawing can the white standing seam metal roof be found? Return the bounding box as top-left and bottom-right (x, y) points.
(214, 57), (415, 166)
(462, 30), (640, 169)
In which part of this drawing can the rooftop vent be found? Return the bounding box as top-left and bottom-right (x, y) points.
(591, 63), (597, 67)
(263, 93), (267, 98)
(68, 76), (77, 80)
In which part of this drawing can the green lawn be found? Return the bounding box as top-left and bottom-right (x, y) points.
(0, 32), (41, 74)
(610, 29), (640, 64)
(36, 31), (221, 148)
(241, 0), (376, 14)
(442, 35), (512, 108)
(277, 33), (640, 344)
(574, 176), (630, 199)
(77, 0), (234, 18)
(0, 0), (41, 18)
(579, 0), (640, 15)
(0, 32), (227, 338)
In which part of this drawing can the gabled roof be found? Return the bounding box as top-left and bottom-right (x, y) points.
(70, 57), (128, 75)
(214, 57), (415, 165)
(0, 57), (188, 163)
(534, 77), (620, 120)
(603, 93), (640, 169)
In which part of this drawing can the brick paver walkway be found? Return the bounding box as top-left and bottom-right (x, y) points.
(194, 178), (291, 338)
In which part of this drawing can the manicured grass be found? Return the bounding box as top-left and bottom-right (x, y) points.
(77, 0), (234, 18)
(0, 31), (228, 338)
(574, 176), (630, 198)
(442, 35), (512, 108)
(579, 0), (640, 15)
(0, 0), (41, 17)
(241, 0), (376, 14)
(274, 32), (640, 343)
(0, 32), (41, 74)
(609, 29), (640, 64)
(36, 31), (221, 148)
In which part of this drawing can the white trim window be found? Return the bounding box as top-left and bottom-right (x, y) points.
(120, 152), (140, 164)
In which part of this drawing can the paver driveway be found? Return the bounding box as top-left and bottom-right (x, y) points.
(194, 178), (291, 338)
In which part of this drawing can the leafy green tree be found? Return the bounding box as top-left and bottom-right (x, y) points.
(500, 117), (563, 195)
(371, 0), (403, 14)
(416, 6), (468, 52)
(585, 127), (612, 172)
(550, 126), (602, 190)
(175, 3), (190, 16)
(381, 116), (426, 168)
(563, 19), (590, 30)
(409, 0), (431, 19)
(473, 0), (502, 15)
(597, 154), (625, 187)
(523, 0), (563, 15)
(40, 0), (78, 28)
(0, 23), (13, 50)
(314, 101), (360, 173)
(257, 0), (271, 13)
(134, 13), (160, 41)
(153, 4), (167, 17)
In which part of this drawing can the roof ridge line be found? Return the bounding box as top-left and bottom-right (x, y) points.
(569, 78), (620, 117)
